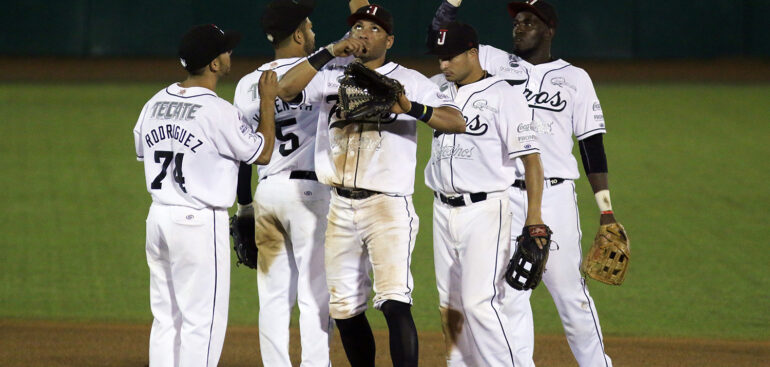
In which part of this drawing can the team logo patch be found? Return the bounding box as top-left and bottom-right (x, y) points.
(471, 99), (498, 113)
(551, 77), (576, 91)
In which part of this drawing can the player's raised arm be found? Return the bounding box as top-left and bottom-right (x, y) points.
(277, 38), (367, 101)
(254, 70), (278, 164)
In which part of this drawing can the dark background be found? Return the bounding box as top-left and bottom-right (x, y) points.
(2, 0), (769, 59)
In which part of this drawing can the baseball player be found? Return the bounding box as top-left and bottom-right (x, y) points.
(133, 24), (276, 367)
(277, 4), (466, 366)
(425, 21), (548, 366)
(432, 1), (619, 366)
(231, 0), (334, 366)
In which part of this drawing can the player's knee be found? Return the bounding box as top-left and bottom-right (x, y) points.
(380, 300), (412, 319)
(329, 299), (367, 320)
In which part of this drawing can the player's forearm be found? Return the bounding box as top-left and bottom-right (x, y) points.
(254, 99), (276, 165)
(425, 106), (466, 133)
(349, 0), (369, 13)
(277, 62), (317, 102)
(521, 153), (545, 225)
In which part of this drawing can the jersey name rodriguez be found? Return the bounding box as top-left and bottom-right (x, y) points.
(426, 76), (538, 195)
(302, 61), (458, 196)
(234, 57), (321, 180)
(478, 45), (607, 180)
(134, 84), (265, 209)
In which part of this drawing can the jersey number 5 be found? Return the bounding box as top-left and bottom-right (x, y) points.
(276, 118), (299, 157)
(151, 150), (187, 193)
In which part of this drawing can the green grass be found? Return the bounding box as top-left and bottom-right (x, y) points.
(1, 82), (768, 340)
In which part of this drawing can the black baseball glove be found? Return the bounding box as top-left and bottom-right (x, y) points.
(230, 213), (258, 269)
(505, 224), (553, 290)
(338, 60), (405, 122)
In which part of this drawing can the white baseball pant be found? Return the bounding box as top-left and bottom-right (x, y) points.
(508, 180), (613, 367)
(432, 191), (518, 367)
(253, 173), (332, 367)
(324, 192), (418, 320)
(145, 203), (230, 367)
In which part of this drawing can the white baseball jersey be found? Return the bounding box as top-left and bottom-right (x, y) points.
(301, 61), (459, 195)
(234, 57), (320, 180)
(425, 75), (539, 195)
(478, 44), (607, 180)
(478, 45), (613, 367)
(133, 83), (265, 209)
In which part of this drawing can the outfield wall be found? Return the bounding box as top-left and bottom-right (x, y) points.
(2, 0), (769, 58)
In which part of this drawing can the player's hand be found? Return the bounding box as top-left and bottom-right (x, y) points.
(524, 216), (549, 249)
(390, 92), (412, 114)
(258, 70), (279, 100)
(332, 38), (368, 57)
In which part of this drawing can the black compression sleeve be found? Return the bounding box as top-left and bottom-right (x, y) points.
(578, 133), (608, 174)
(236, 162), (253, 205)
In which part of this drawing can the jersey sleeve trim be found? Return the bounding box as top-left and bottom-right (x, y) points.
(508, 147), (540, 159)
(243, 133), (265, 165)
(576, 128), (607, 140)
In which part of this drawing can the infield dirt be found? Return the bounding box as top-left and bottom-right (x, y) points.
(2, 319), (768, 366)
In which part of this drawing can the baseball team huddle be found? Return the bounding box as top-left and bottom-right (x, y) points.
(132, 0), (630, 366)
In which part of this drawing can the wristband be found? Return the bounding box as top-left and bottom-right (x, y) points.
(237, 202), (254, 216)
(308, 47), (334, 71)
(406, 101), (433, 122)
(594, 189), (612, 212)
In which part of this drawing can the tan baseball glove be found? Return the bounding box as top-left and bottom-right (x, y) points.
(581, 222), (630, 285)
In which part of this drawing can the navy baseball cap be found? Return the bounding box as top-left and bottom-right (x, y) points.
(427, 21), (479, 59)
(508, 0), (559, 29)
(262, 0), (315, 44)
(178, 24), (241, 72)
(348, 4), (394, 34)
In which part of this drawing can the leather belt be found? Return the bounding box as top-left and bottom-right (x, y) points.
(289, 170), (318, 181)
(334, 187), (381, 200)
(512, 177), (566, 190)
(434, 192), (488, 207)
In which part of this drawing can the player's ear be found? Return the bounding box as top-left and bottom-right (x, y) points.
(293, 27), (303, 45)
(385, 34), (394, 50)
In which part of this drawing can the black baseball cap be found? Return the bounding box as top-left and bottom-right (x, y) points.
(347, 4), (394, 34)
(508, 0), (559, 29)
(178, 24), (241, 72)
(427, 21), (479, 59)
(262, 0), (315, 44)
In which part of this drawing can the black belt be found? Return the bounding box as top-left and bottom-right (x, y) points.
(512, 178), (566, 190)
(334, 187), (381, 200)
(434, 192), (488, 207)
(289, 170), (318, 181)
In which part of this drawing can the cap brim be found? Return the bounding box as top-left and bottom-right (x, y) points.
(223, 30), (242, 52)
(347, 13), (392, 34)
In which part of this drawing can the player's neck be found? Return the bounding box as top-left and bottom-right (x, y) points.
(275, 43), (308, 60)
(360, 55), (387, 70)
(179, 74), (218, 93)
(457, 68), (487, 87)
(519, 45), (553, 65)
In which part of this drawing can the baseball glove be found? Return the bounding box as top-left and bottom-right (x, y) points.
(338, 60), (405, 122)
(581, 222), (630, 285)
(229, 213), (258, 269)
(505, 224), (553, 291)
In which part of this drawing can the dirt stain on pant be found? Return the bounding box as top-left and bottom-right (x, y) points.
(440, 306), (464, 356)
(254, 213), (286, 273)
